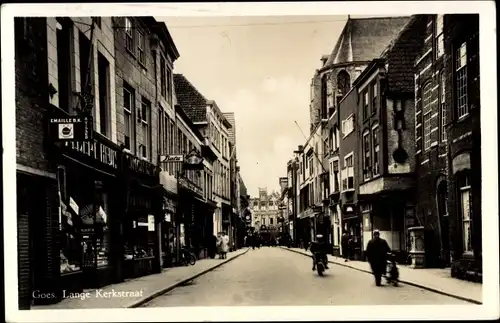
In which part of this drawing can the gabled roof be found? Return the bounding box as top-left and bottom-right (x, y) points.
(173, 74), (208, 123)
(325, 16), (411, 66)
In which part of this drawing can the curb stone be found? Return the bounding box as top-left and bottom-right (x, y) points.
(280, 247), (482, 305)
(128, 249), (250, 308)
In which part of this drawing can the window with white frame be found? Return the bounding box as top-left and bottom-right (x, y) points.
(459, 173), (472, 253)
(440, 72), (447, 142)
(125, 18), (134, 53)
(342, 115), (354, 137)
(123, 85), (134, 150)
(422, 84), (433, 150)
(137, 30), (145, 65)
(342, 153), (354, 191)
(363, 131), (371, 180)
(308, 156), (314, 176)
(435, 15), (444, 58)
(372, 125), (380, 175)
(456, 42), (468, 118)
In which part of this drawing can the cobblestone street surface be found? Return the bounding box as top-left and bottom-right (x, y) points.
(142, 247), (475, 307)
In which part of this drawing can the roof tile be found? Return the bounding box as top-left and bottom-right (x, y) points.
(173, 74), (207, 123)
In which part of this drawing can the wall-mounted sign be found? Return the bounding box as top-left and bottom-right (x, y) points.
(148, 215), (155, 232)
(64, 137), (118, 169)
(160, 155), (184, 163)
(49, 116), (93, 141)
(178, 177), (204, 197)
(123, 153), (157, 177)
(69, 197), (79, 215)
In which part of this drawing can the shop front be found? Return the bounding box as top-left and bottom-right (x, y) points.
(121, 152), (162, 279)
(159, 171), (178, 268)
(341, 203), (362, 260)
(55, 133), (121, 293)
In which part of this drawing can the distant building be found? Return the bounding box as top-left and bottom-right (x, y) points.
(249, 188), (281, 234)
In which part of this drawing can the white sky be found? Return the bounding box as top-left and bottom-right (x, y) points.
(160, 15), (350, 197)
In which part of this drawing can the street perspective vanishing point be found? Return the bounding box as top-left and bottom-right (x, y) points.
(6, 5), (494, 320)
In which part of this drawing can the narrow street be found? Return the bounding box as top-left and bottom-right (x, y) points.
(142, 247), (472, 307)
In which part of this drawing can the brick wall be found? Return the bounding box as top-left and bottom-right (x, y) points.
(15, 18), (53, 173)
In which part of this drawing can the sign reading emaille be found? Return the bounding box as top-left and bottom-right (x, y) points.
(65, 139), (118, 169)
(50, 116), (93, 141)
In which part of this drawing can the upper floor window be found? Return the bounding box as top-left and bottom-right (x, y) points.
(455, 42), (468, 118)
(123, 85), (135, 150)
(372, 82), (378, 113)
(372, 125), (380, 176)
(125, 18), (134, 53)
(363, 131), (371, 180)
(321, 76), (328, 119)
(268, 201), (273, 207)
(140, 98), (151, 160)
(160, 56), (166, 97)
(332, 160), (340, 192)
(334, 126), (339, 149)
(342, 115), (354, 137)
(137, 30), (146, 65)
(435, 15), (444, 59)
(342, 153), (354, 191)
(167, 68), (173, 105)
(308, 156), (314, 176)
(363, 90), (369, 119)
(337, 70), (351, 99)
(439, 71), (447, 142)
(422, 83), (433, 150)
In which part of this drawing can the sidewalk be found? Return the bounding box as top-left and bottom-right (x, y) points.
(32, 248), (249, 310)
(282, 247), (482, 304)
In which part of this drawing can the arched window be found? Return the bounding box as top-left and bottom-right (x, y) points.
(337, 70), (351, 99)
(321, 75), (328, 119)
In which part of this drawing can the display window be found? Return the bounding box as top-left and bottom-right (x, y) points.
(124, 212), (156, 261)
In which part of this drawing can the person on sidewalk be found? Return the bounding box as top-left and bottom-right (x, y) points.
(341, 232), (350, 262)
(366, 229), (391, 286)
(221, 232), (229, 259)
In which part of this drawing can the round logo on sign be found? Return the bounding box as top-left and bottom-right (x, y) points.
(62, 127), (72, 136)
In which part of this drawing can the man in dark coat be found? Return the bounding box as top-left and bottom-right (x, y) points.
(366, 229), (391, 286)
(341, 232), (350, 262)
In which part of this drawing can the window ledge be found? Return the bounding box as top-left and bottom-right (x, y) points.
(138, 60), (147, 71)
(126, 48), (137, 59)
(457, 113), (471, 123)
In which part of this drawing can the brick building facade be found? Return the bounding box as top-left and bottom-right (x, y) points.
(442, 15), (481, 280)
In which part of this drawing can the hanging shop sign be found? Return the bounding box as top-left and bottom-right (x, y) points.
(123, 153), (157, 177)
(64, 136), (119, 170)
(69, 197), (79, 215)
(49, 116), (93, 141)
(183, 149), (204, 170)
(163, 197), (177, 214)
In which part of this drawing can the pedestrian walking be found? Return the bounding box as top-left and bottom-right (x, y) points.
(365, 229), (391, 286)
(221, 232), (229, 259)
(341, 232), (350, 262)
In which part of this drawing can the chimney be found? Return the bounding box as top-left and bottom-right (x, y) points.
(298, 145), (304, 152)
